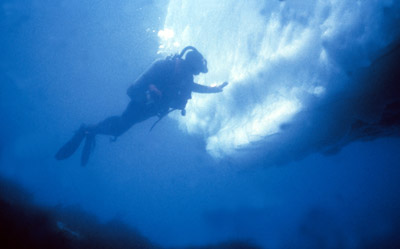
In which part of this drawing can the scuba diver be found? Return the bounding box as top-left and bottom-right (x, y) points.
(55, 46), (228, 165)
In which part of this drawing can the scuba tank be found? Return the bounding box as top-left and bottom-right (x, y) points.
(149, 46), (207, 131)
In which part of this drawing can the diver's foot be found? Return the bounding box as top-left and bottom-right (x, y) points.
(80, 132), (96, 166)
(55, 124), (87, 160)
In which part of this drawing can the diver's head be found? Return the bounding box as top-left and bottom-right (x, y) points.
(182, 48), (208, 75)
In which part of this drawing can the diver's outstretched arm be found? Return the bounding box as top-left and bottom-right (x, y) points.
(192, 81), (228, 93)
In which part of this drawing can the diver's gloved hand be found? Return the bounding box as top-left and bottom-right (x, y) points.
(216, 82), (228, 92)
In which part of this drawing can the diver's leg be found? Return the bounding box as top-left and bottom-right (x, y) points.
(90, 115), (132, 137)
(55, 115), (129, 162)
(77, 114), (131, 166)
(90, 101), (151, 137)
(120, 101), (156, 127)
(55, 115), (131, 162)
(56, 101), (155, 164)
(79, 101), (155, 166)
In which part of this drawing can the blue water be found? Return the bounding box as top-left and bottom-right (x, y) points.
(1, 1), (400, 248)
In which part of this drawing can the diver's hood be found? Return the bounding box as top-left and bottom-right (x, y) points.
(180, 46), (208, 73)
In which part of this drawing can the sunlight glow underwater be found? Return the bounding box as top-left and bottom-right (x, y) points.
(1, 1), (400, 249)
(158, 0), (400, 160)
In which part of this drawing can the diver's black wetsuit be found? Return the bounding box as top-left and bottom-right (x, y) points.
(92, 57), (220, 138)
(90, 101), (156, 137)
(56, 46), (227, 165)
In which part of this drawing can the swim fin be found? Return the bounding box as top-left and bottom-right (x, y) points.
(55, 125), (87, 160)
(80, 133), (95, 166)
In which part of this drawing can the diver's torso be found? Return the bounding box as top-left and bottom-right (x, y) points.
(158, 58), (194, 110)
(128, 57), (194, 111)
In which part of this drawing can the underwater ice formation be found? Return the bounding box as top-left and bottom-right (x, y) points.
(158, 0), (400, 163)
